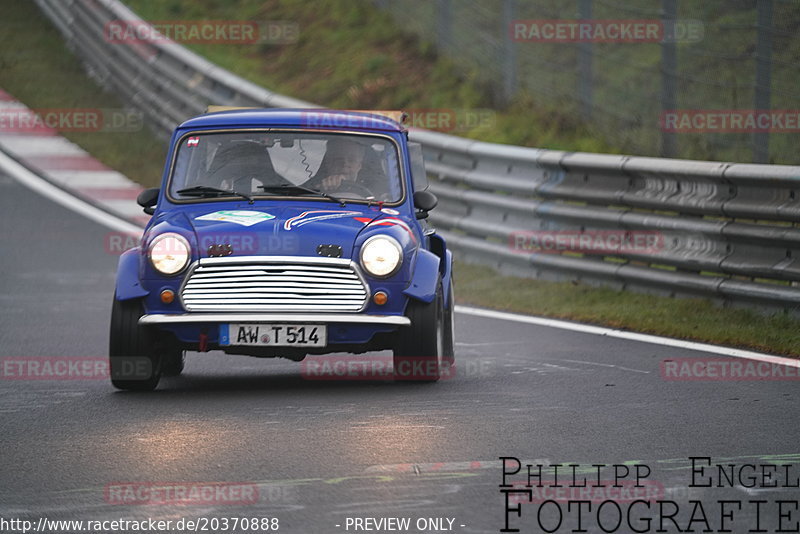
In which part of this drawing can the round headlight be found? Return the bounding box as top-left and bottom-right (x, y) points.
(360, 235), (403, 278)
(148, 233), (190, 275)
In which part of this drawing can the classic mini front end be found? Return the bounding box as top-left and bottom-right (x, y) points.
(110, 109), (454, 390)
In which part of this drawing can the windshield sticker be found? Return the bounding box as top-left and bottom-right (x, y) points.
(195, 210), (275, 226)
(284, 210), (362, 231)
(186, 136), (200, 147)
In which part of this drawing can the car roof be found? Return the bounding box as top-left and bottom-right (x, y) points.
(178, 108), (405, 133)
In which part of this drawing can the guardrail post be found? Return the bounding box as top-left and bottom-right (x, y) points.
(436, 0), (452, 55)
(753, 0), (773, 164)
(577, 0), (593, 120)
(502, 0), (517, 105)
(660, 0), (678, 158)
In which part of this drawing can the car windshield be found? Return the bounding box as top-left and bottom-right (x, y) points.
(169, 131), (403, 203)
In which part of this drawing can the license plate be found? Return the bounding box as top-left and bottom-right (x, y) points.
(221, 324), (327, 347)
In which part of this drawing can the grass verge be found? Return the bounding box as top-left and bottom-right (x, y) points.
(0, 0), (166, 187)
(456, 263), (800, 358)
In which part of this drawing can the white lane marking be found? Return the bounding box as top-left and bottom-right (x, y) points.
(48, 170), (133, 188)
(100, 199), (149, 217)
(0, 135), (85, 156)
(364, 459), (550, 473)
(351, 425), (445, 430)
(4, 141), (797, 370)
(0, 101), (28, 110)
(456, 305), (800, 368)
(455, 341), (526, 346)
(539, 362), (582, 371)
(0, 149), (142, 235)
(559, 359), (650, 374)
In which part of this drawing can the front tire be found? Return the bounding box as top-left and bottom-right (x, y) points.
(109, 295), (162, 391)
(393, 276), (447, 382)
(162, 350), (185, 377)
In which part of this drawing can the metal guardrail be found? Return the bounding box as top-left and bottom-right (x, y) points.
(35, 0), (800, 312)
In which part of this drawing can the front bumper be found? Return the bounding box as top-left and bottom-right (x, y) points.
(139, 313), (410, 326)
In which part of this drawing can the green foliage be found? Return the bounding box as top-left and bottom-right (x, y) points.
(122, 0), (616, 153)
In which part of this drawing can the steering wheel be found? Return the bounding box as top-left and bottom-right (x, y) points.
(335, 182), (374, 199)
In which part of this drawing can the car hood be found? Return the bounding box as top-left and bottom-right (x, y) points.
(156, 204), (404, 258)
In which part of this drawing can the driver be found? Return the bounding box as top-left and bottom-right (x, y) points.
(308, 138), (368, 195)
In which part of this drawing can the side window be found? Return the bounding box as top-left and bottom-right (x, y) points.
(408, 142), (429, 191)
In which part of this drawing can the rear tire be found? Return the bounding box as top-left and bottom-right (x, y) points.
(109, 295), (162, 391)
(393, 276), (446, 382)
(442, 276), (455, 365)
(162, 350), (185, 377)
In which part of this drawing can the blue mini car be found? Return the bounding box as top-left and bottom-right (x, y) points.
(110, 109), (454, 390)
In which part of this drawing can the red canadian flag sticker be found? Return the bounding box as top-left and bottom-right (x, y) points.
(187, 137), (200, 147)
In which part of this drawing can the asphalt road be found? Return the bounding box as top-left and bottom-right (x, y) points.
(0, 170), (798, 534)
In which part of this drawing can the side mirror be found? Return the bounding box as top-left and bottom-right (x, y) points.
(137, 187), (159, 215)
(413, 190), (438, 219)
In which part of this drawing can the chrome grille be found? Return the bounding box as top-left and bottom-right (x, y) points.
(180, 257), (369, 312)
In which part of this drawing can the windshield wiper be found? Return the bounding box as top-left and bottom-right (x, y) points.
(258, 184), (346, 207)
(176, 185), (254, 204)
